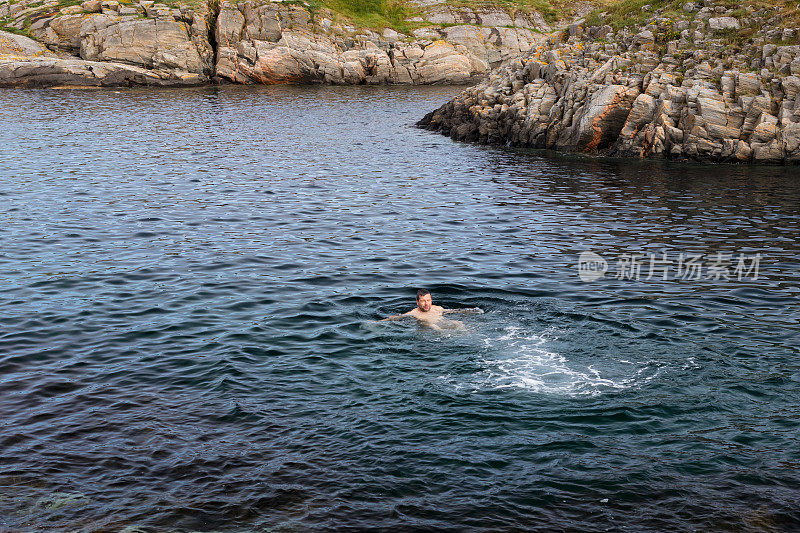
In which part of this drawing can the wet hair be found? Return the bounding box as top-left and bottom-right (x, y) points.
(416, 289), (431, 300)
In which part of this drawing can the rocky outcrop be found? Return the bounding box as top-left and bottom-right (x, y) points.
(0, 0), (213, 86)
(0, 0), (547, 87)
(418, 2), (800, 164)
(408, 0), (551, 32)
(0, 30), (200, 86)
(0, 57), (204, 87)
(79, 16), (207, 75)
(213, 1), (543, 85)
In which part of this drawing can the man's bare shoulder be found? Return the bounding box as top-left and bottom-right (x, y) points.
(432, 305), (445, 312)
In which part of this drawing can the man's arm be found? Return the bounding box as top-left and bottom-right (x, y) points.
(380, 310), (415, 321)
(442, 307), (484, 315)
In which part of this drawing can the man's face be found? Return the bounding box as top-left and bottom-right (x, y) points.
(417, 293), (432, 312)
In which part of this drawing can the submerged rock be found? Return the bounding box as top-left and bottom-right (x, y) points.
(35, 492), (88, 511)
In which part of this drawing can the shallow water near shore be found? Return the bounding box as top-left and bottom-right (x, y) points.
(1, 84), (799, 531)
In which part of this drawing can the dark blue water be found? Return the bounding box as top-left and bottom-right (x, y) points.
(1, 85), (799, 532)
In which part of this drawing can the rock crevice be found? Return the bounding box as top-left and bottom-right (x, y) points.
(0, 0), (548, 87)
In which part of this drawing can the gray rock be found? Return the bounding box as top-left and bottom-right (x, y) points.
(39, 14), (83, 51)
(634, 29), (655, 45)
(0, 57), (205, 86)
(417, 26), (800, 164)
(81, 0), (101, 12)
(214, 1), (544, 85)
(0, 29), (57, 59)
(81, 17), (205, 74)
(709, 16), (740, 31)
(696, 7), (714, 21)
(0, 30), (202, 86)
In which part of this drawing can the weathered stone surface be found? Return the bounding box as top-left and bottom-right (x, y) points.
(416, 3), (551, 32)
(0, 30), (56, 60)
(0, 56), (205, 86)
(2, 0), (550, 87)
(60, 5), (83, 15)
(2, 0), (214, 86)
(82, 0), (102, 13)
(81, 17), (204, 73)
(213, 1), (544, 85)
(750, 112), (780, 143)
(708, 16), (740, 31)
(616, 93), (657, 155)
(418, 23), (800, 164)
(1, 21), (208, 87)
(37, 14), (83, 51)
(559, 84), (640, 150)
(736, 72), (761, 96)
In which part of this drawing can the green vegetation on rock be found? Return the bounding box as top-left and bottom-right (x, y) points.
(585, 0), (800, 31)
(215, 0), (563, 33)
(444, 0), (560, 23)
(318, 0), (415, 32)
(0, 15), (31, 36)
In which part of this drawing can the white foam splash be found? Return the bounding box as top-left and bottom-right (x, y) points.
(441, 325), (659, 396)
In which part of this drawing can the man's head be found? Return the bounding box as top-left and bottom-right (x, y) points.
(416, 289), (432, 312)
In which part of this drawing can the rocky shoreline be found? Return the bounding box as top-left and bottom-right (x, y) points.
(417, 1), (800, 163)
(5, 0), (799, 164)
(0, 0), (550, 87)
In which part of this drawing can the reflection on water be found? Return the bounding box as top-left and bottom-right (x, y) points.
(0, 85), (799, 531)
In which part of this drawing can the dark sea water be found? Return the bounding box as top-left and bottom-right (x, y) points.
(1, 85), (799, 532)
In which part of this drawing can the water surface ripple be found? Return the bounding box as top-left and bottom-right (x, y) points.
(1, 85), (799, 532)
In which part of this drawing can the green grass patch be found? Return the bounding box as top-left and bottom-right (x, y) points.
(119, 0), (562, 31)
(175, 0), (212, 9)
(585, 0), (800, 31)
(311, 0), (561, 32)
(43, 0), (91, 8)
(444, 0), (559, 24)
(712, 25), (756, 48)
(316, 0), (419, 33)
(584, 0), (687, 31)
(0, 18), (33, 37)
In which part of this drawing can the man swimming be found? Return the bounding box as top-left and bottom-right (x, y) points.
(381, 289), (483, 330)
